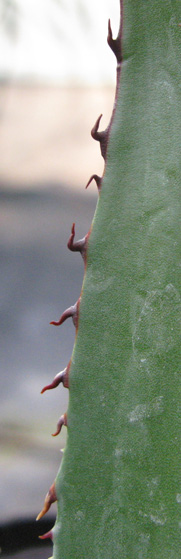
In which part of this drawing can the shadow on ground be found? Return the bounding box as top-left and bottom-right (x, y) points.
(0, 518), (53, 558)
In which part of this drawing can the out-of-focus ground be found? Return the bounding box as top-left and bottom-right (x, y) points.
(0, 85), (114, 188)
(0, 85), (113, 548)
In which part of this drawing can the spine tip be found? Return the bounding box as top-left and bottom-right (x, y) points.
(52, 412), (67, 437)
(50, 300), (79, 328)
(41, 366), (68, 394)
(36, 482), (57, 521)
(91, 114), (108, 160)
(107, 13), (122, 63)
(86, 174), (102, 191)
(39, 529), (53, 541)
(67, 223), (87, 259)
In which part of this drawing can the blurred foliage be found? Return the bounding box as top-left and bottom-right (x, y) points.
(76, 0), (92, 30)
(0, 0), (19, 40)
(52, 0), (91, 28)
(0, 0), (92, 42)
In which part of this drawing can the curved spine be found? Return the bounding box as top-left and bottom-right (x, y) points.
(39, 530), (53, 541)
(91, 114), (109, 160)
(67, 223), (88, 261)
(41, 363), (70, 394)
(85, 174), (102, 192)
(50, 299), (80, 328)
(52, 413), (67, 438)
(36, 482), (57, 521)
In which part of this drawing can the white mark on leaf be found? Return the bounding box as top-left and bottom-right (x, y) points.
(128, 396), (164, 423)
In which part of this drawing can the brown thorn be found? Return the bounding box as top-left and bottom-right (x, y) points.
(91, 114), (108, 160)
(36, 482), (57, 521)
(107, 19), (114, 52)
(39, 529), (53, 541)
(41, 366), (68, 394)
(50, 300), (79, 328)
(86, 174), (102, 191)
(67, 223), (87, 258)
(107, 18), (122, 63)
(52, 412), (67, 437)
(67, 222), (75, 250)
(91, 114), (103, 140)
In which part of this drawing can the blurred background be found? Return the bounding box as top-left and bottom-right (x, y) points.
(0, 0), (118, 556)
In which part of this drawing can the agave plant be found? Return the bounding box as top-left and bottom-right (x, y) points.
(37, 1), (181, 557)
